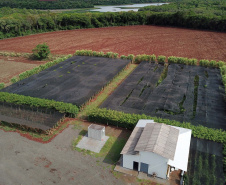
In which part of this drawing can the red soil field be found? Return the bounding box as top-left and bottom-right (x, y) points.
(0, 25), (226, 61)
(0, 56), (46, 84)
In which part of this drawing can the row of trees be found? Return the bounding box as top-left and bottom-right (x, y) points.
(0, 0), (170, 10)
(0, 9), (226, 39)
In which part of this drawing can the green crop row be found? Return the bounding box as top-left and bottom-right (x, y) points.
(10, 54), (72, 83)
(0, 92), (79, 117)
(221, 65), (226, 92)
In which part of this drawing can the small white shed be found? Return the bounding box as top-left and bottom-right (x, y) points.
(120, 119), (192, 179)
(88, 124), (105, 141)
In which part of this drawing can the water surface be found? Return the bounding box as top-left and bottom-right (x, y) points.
(90, 3), (168, 12)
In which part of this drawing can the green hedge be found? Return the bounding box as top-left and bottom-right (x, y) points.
(88, 108), (226, 142)
(10, 54), (72, 83)
(74, 50), (226, 94)
(0, 83), (5, 90)
(88, 108), (226, 173)
(0, 92), (79, 117)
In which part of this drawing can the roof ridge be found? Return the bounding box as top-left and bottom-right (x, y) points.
(143, 124), (153, 151)
(153, 123), (163, 153)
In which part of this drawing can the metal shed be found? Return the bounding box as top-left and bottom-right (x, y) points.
(88, 124), (105, 141)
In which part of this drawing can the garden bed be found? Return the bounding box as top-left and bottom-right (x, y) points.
(2, 56), (130, 106)
(100, 62), (226, 129)
(186, 137), (224, 185)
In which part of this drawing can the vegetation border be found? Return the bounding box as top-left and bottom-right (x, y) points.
(0, 92), (79, 117)
(88, 108), (226, 175)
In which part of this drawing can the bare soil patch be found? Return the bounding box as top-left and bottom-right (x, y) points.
(0, 56), (45, 84)
(0, 26), (225, 61)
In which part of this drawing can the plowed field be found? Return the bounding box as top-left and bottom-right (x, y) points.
(0, 25), (226, 61)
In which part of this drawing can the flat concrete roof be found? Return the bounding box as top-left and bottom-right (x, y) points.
(89, 124), (105, 130)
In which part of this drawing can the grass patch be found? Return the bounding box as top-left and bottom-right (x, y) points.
(72, 130), (127, 165)
(156, 64), (168, 87)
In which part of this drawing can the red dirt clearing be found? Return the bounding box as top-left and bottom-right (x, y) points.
(0, 56), (46, 84)
(0, 25), (226, 61)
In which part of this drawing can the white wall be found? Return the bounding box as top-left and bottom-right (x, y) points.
(140, 151), (168, 179)
(123, 154), (139, 170)
(122, 151), (168, 179)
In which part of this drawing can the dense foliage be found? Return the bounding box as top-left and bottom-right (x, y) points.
(139, 0), (226, 18)
(0, 4), (226, 40)
(0, 92), (79, 117)
(0, 0), (169, 10)
(32, 43), (50, 59)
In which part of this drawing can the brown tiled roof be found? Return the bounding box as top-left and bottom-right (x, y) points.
(120, 127), (144, 155)
(134, 123), (179, 160)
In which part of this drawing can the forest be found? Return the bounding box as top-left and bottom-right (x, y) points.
(139, 0), (226, 17)
(0, 0), (225, 39)
(0, 0), (171, 9)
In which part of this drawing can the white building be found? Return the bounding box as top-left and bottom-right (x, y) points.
(120, 119), (192, 179)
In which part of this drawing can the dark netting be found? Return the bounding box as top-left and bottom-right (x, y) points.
(1, 56), (130, 106)
(0, 102), (64, 131)
(185, 137), (224, 185)
(101, 62), (226, 130)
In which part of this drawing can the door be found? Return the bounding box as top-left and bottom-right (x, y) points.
(133, 161), (139, 171)
(140, 162), (149, 173)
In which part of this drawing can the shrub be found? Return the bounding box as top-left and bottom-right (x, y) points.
(32, 43), (50, 60)
(97, 51), (105, 57)
(105, 52), (114, 58)
(217, 61), (225, 68)
(157, 55), (166, 63)
(177, 57), (188, 65)
(134, 55), (151, 64)
(92, 51), (98, 56)
(220, 65), (226, 76)
(11, 77), (18, 83)
(0, 83), (5, 90)
(134, 55), (143, 64)
(209, 60), (217, 67)
(168, 56), (177, 64)
(113, 53), (119, 58)
(187, 58), (198, 65)
(150, 54), (156, 62)
(199, 59), (209, 67)
(127, 54), (135, 61)
(120, 55), (127, 59)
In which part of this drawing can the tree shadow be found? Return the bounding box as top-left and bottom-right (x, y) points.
(102, 130), (129, 165)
